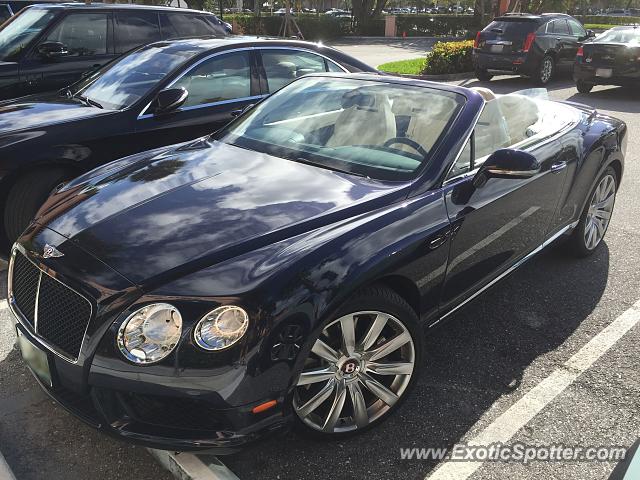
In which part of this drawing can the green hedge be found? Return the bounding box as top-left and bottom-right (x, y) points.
(396, 15), (479, 37)
(422, 40), (474, 75)
(575, 15), (640, 26)
(225, 14), (351, 40)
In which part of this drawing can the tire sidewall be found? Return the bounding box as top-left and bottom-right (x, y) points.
(290, 287), (424, 439)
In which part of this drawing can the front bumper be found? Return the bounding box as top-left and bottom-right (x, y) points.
(7, 229), (294, 452)
(473, 50), (537, 76)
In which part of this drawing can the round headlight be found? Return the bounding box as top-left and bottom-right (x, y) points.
(194, 306), (249, 351)
(117, 303), (182, 364)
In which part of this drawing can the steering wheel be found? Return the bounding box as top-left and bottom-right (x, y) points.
(383, 137), (429, 158)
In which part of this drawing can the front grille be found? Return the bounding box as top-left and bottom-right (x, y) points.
(10, 250), (93, 360)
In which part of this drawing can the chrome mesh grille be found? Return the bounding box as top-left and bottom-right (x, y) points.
(10, 250), (93, 361)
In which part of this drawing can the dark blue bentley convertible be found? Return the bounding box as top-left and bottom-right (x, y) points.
(7, 74), (625, 450)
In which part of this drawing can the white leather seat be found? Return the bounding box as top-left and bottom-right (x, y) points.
(326, 91), (396, 147)
(496, 94), (540, 145)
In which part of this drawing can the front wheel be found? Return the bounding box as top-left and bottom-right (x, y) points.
(576, 80), (594, 94)
(292, 286), (422, 437)
(565, 167), (617, 257)
(3, 168), (74, 245)
(535, 55), (555, 85)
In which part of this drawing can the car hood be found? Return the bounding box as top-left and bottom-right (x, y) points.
(0, 93), (108, 133)
(37, 140), (407, 286)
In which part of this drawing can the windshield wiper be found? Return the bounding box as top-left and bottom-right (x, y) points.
(76, 94), (103, 109)
(293, 157), (367, 178)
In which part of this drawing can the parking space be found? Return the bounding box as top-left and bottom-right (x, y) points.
(0, 64), (639, 480)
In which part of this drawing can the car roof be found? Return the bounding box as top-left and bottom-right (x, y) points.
(27, 2), (213, 14)
(495, 12), (571, 23)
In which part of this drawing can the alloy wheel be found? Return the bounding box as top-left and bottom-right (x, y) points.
(540, 57), (553, 84)
(293, 311), (415, 433)
(584, 174), (616, 250)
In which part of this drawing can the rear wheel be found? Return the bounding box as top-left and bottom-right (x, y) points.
(292, 286), (423, 438)
(535, 55), (555, 85)
(475, 68), (493, 81)
(576, 80), (594, 94)
(3, 168), (74, 244)
(565, 167), (617, 257)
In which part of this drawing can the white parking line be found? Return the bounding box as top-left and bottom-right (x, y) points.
(0, 300), (7, 312)
(148, 449), (240, 480)
(426, 300), (640, 480)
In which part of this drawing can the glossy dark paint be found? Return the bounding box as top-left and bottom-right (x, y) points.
(473, 13), (587, 78)
(0, 37), (377, 249)
(9, 75), (626, 451)
(0, 3), (227, 100)
(574, 32), (640, 87)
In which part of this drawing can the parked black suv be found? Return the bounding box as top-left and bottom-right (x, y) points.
(0, 3), (227, 99)
(473, 13), (595, 85)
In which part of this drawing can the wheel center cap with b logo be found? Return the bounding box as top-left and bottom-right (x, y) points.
(340, 358), (360, 376)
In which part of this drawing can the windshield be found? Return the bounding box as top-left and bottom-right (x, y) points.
(73, 43), (198, 110)
(217, 77), (465, 181)
(596, 29), (640, 44)
(0, 7), (56, 61)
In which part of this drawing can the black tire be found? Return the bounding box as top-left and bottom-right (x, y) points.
(564, 166), (617, 258)
(475, 68), (493, 81)
(576, 80), (594, 94)
(3, 168), (74, 244)
(292, 285), (423, 439)
(535, 55), (555, 86)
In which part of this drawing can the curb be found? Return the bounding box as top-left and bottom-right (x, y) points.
(148, 449), (240, 480)
(0, 450), (17, 480)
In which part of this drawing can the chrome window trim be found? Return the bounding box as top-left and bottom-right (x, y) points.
(136, 46), (257, 120)
(8, 244), (94, 365)
(430, 219), (579, 328)
(136, 45), (349, 120)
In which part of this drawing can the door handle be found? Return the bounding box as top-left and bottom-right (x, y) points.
(231, 109), (243, 117)
(550, 161), (567, 173)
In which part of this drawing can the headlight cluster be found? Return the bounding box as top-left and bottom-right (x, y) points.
(194, 306), (249, 351)
(117, 303), (249, 364)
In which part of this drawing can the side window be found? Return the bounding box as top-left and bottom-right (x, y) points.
(172, 51), (252, 108)
(261, 49), (328, 93)
(327, 59), (345, 72)
(568, 19), (586, 37)
(552, 19), (570, 35)
(43, 13), (108, 57)
(115, 11), (160, 54)
(160, 13), (221, 39)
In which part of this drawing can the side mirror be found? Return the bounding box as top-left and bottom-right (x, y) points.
(586, 29), (596, 38)
(154, 87), (188, 115)
(474, 149), (540, 187)
(37, 41), (68, 59)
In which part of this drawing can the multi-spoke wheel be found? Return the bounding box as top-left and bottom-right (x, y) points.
(536, 55), (555, 86)
(293, 287), (422, 436)
(566, 166), (617, 257)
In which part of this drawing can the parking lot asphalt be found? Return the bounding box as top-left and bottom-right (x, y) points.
(1, 72), (639, 480)
(327, 37), (439, 67)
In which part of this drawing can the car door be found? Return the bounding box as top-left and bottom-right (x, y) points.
(19, 11), (114, 95)
(438, 101), (567, 313)
(256, 48), (347, 94)
(549, 19), (575, 65)
(134, 49), (262, 149)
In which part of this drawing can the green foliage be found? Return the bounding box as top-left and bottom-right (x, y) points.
(396, 14), (479, 37)
(225, 14), (351, 40)
(583, 24), (617, 30)
(422, 39), (473, 75)
(378, 57), (427, 74)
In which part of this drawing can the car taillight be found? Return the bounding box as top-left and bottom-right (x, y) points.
(523, 32), (536, 53)
(577, 46), (584, 57)
(474, 31), (481, 49)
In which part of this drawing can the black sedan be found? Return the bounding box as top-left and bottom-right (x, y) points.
(574, 26), (640, 93)
(0, 36), (375, 249)
(7, 75), (624, 451)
